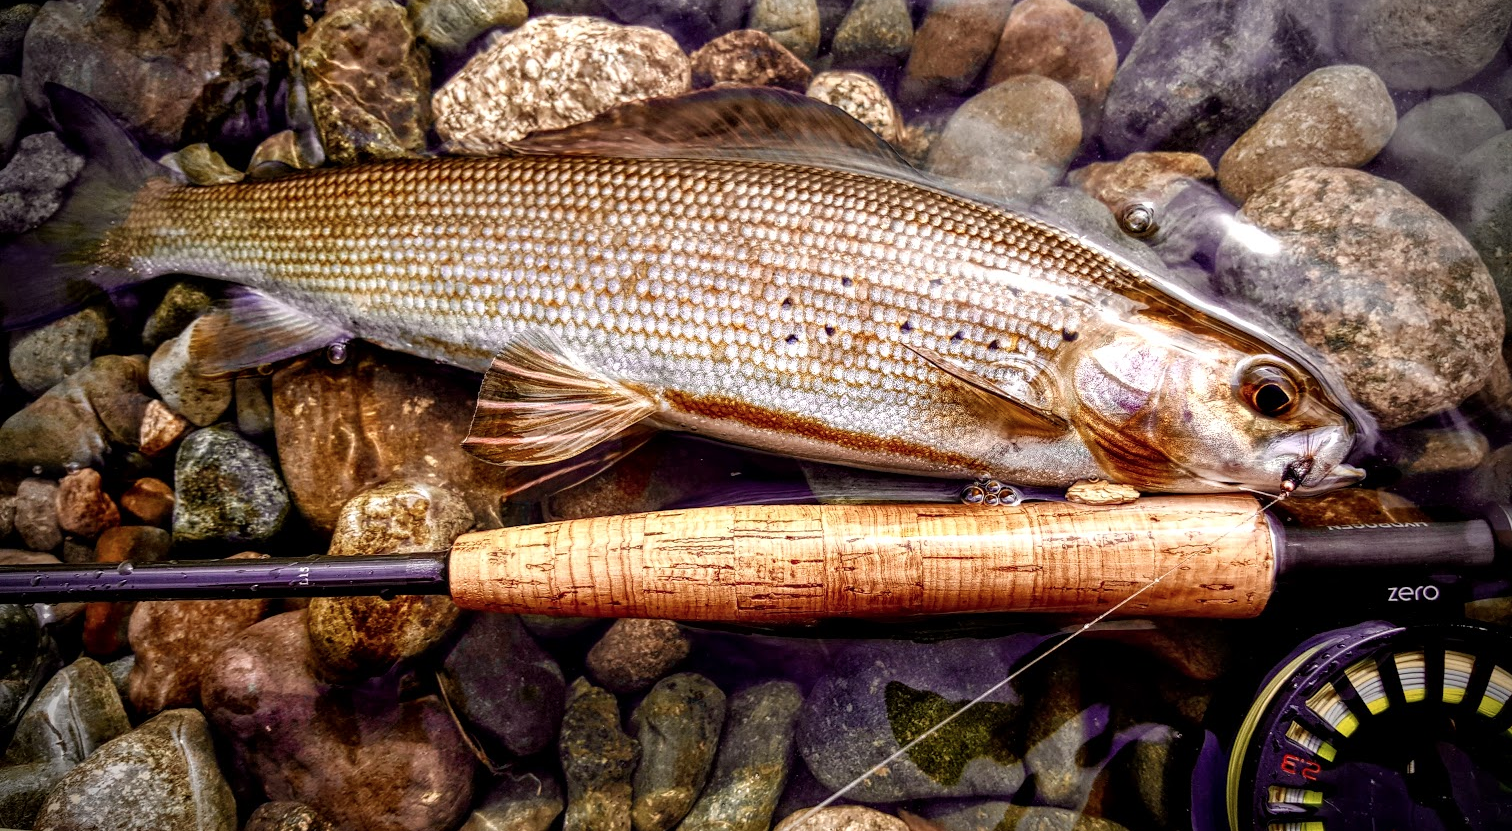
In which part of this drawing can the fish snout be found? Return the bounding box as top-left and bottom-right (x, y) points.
(1291, 462), (1366, 495)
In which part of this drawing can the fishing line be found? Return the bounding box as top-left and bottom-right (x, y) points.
(793, 491), (1288, 825)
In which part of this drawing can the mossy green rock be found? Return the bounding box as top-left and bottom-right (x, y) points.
(677, 680), (802, 831)
(797, 638), (1041, 801)
(559, 678), (639, 831)
(173, 425), (290, 546)
(630, 673), (725, 831)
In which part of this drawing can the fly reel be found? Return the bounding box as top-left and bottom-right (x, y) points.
(1219, 621), (1512, 831)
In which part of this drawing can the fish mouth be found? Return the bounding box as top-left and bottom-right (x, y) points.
(1289, 463), (1366, 495)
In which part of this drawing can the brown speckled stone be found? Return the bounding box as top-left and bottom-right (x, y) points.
(202, 612), (475, 831)
(1215, 168), (1504, 429)
(560, 678), (639, 831)
(691, 29), (811, 91)
(120, 478), (175, 527)
(1218, 65), (1397, 204)
(54, 468), (118, 540)
(806, 71), (903, 145)
(128, 554), (271, 715)
(298, 0), (431, 165)
(901, 0), (1014, 104)
(306, 481), (472, 682)
(586, 619), (691, 694)
(986, 0), (1116, 130)
(434, 15), (690, 154)
(775, 806), (908, 831)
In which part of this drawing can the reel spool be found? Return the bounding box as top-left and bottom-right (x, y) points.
(1223, 621), (1512, 831)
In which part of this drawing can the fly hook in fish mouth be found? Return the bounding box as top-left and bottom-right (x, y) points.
(1280, 445), (1318, 494)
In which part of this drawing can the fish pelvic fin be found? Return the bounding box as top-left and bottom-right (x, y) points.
(189, 288), (353, 375)
(906, 344), (1070, 438)
(465, 332), (659, 466)
(0, 84), (175, 330)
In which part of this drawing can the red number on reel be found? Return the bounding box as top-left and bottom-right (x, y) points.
(1279, 754), (1321, 781)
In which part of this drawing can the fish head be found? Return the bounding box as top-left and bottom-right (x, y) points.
(1068, 319), (1365, 495)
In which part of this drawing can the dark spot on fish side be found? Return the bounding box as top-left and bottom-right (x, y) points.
(951, 331), (965, 342)
(929, 277), (943, 287)
(785, 334), (799, 344)
(900, 320), (913, 333)
(781, 297), (793, 310)
(988, 339), (1002, 351)
(824, 325), (835, 336)
(842, 277), (853, 287)
(1061, 328), (1078, 342)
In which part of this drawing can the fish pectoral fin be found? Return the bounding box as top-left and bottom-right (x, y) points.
(906, 344), (1070, 437)
(465, 332), (658, 466)
(188, 288), (352, 374)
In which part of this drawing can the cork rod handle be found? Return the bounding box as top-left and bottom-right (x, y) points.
(447, 495), (1277, 623)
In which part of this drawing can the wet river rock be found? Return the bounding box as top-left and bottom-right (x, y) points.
(438, 612), (565, 759)
(774, 806), (908, 831)
(806, 71), (903, 146)
(901, 0), (1014, 104)
(831, 0), (912, 67)
(6, 657), (129, 766)
(630, 673), (725, 831)
(127, 556), (271, 714)
(0, 132), (83, 236)
(148, 322), (233, 427)
(1377, 93), (1504, 217)
(798, 638), (1043, 801)
(1100, 0), (1330, 161)
(298, 0), (430, 165)
(14, 477), (61, 552)
(173, 425), (290, 547)
(690, 29), (811, 91)
(677, 680), (802, 831)
(987, 0), (1117, 131)
(461, 768), (563, 831)
(0, 353), (154, 472)
(0, 6), (37, 76)
(1338, 0), (1512, 91)
(33, 709), (236, 831)
(120, 477), (175, 527)
(272, 346), (513, 532)
(20, 0), (276, 152)
(54, 468), (120, 539)
(926, 74), (1082, 204)
(748, 0), (821, 60)
(245, 802), (337, 831)
(1215, 167), (1504, 429)
(434, 15), (690, 154)
(559, 678), (639, 831)
(586, 618), (691, 694)
(409, 0), (528, 55)
(307, 481), (471, 682)
(1458, 131), (1512, 338)
(9, 305), (111, 397)
(1217, 65), (1396, 204)
(201, 611), (476, 831)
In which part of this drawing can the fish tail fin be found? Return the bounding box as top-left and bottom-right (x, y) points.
(0, 84), (171, 330)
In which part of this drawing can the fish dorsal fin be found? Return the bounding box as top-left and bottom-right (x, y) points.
(465, 332), (658, 466)
(906, 344), (1069, 437)
(506, 86), (915, 179)
(188, 288), (351, 374)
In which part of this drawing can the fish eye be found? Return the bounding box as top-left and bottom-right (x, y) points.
(1235, 357), (1301, 418)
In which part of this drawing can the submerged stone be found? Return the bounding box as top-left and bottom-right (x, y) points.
(677, 681), (803, 831)
(173, 425), (290, 546)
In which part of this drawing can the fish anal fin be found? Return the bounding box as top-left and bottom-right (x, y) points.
(506, 87), (915, 180)
(466, 333), (658, 466)
(188, 288), (351, 374)
(907, 344), (1069, 437)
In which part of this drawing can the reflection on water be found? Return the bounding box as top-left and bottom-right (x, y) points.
(0, 0), (1510, 829)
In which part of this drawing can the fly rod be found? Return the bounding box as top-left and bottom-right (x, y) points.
(0, 495), (1503, 622)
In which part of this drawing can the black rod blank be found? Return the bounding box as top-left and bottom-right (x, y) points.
(0, 553), (451, 603)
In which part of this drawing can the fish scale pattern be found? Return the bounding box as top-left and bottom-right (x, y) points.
(109, 154), (1138, 471)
